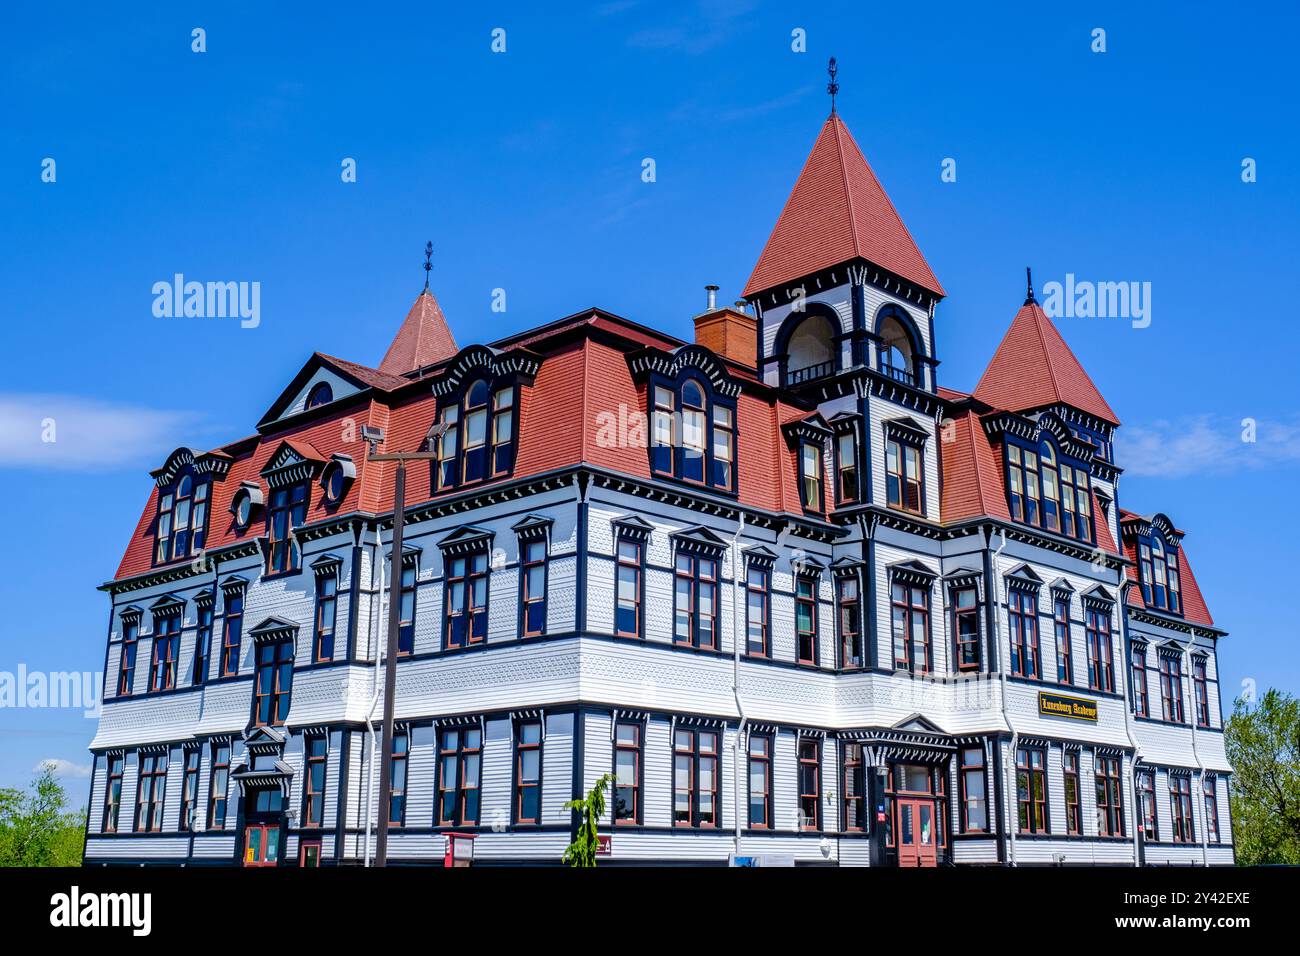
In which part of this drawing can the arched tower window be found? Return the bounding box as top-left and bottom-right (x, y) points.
(877, 311), (918, 386)
(786, 313), (836, 385)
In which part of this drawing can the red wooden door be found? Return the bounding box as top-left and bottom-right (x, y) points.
(896, 798), (938, 867)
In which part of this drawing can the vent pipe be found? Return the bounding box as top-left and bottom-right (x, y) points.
(705, 284), (719, 312)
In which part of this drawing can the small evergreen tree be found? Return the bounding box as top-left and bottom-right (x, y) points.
(562, 773), (614, 867)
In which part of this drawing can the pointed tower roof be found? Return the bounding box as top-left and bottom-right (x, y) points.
(973, 295), (1120, 426)
(744, 113), (943, 299)
(379, 290), (458, 376)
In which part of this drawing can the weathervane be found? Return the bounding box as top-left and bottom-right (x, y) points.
(1025, 266), (1035, 304)
(827, 57), (839, 114)
(423, 240), (433, 292)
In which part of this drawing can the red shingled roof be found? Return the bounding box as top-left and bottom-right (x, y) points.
(743, 113), (943, 298)
(973, 299), (1120, 426)
(939, 409), (1010, 524)
(378, 290), (458, 376)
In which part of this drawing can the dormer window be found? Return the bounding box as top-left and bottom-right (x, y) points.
(155, 472), (210, 564)
(798, 441), (823, 512)
(649, 376), (737, 493)
(266, 483), (308, 574)
(1138, 532), (1181, 614)
(434, 379), (517, 491)
(1006, 439), (1093, 544)
(885, 435), (923, 514)
(305, 382), (333, 409)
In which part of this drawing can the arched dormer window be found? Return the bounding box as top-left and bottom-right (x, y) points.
(305, 382), (333, 410)
(434, 377), (517, 491)
(785, 312), (837, 386)
(650, 374), (736, 492)
(155, 470), (211, 564)
(1139, 532), (1181, 614)
(1006, 436), (1093, 545)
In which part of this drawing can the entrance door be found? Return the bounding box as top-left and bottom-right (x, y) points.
(896, 798), (938, 868)
(243, 824), (282, 867)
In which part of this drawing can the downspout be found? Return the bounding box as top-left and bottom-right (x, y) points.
(1184, 643), (1210, 867)
(362, 520), (387, 866)
(730, 510), (747, 860)
(1118, 584), (1144, 867)
(991, 528), (1016, 866)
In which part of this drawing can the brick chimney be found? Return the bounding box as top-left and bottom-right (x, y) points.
(693, 287), (757, 369)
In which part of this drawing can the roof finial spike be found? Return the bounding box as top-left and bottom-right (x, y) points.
(423, 240), (433, 293)
(827, 56), (839, 115)
(1025, 266), (1035, 305)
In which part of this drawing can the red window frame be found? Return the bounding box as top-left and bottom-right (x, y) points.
(885, 435), (923, 514)
(514, 721), (542, 824)
(1063, 751), (1082, 835)
(795, 574), (819, 666)
(891, 581), (931, 673)
(135, 752), (167, 833)
(208, 741), (230, 830)
(615, 537), (643, 638)
(314, 574), (337, 663)
(747, 734), (771, 829)
(1015, 746), (1047, 833)
(150, 610), (181, 692)
(1096, 755), (1124, 837)
(798, 738), (821, 831)
(252, 638), (294, 727)
(842, 742), (865, 831)
(672, 728), (719, 828)
(959, 745), (988, 833)
(1138, 770), (1157, 842)
(117, 616), (139, 696)
(1159, 655), (1184, 723)
(1008, 588), (1039, 679)
(437, 726), (482, 826)
(220, 590), (244, 678)
(953, 586), (980, 672)
(102, 754), (124, 833)
(388, 731), (408, 827)
(835, 431), (859, 505)
(1193, 657), (1210, 727)
(1053, 596), (1072, 684)
(179, 748), (200, 831)
(1204, 776), (1219, 843)
(613, 722), (641, 825)
(673, 552), (719, 650)
(521, 539), (547, 637)
(837, 575), (862, 670)
(445, 551), (488, 649)
(1085, 607), (1113, 692)
(1170, 775), (1194, 843)
(1132, 644), (1150, 717)
(303, 735), (327, 827)
(194, 600), (213, 686)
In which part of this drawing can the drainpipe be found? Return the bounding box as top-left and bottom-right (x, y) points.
(730, 510), (747, 860)
(362, 520), (387, 867)
(1118, 584), (1143, 867)
(1184, 643), (1210, 867)
(990, 528), (1016, 866)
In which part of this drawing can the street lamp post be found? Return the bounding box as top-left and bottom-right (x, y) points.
(368, 423), (443, 866)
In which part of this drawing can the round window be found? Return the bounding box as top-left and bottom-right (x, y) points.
(234, 493), (252, 529)
(325, 465), (346, 504)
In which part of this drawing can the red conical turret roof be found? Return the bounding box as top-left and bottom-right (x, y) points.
(379, 289), (458, 376)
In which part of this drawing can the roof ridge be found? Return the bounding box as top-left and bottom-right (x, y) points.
(966, 412), (988, 514)
(1028, 303), (1063, 401)
(831, 116), (862, 259)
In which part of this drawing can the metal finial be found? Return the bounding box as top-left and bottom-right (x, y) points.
(1025, 266), (1035, 305)
(827, 57), (839, 114)
(423, 240), (433, 292)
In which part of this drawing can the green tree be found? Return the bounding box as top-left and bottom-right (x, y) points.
(1224, 688), (1300, 865)
(0, 765), (86, 867)
(562, 773), (614, 867)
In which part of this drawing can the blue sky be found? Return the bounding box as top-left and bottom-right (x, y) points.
(1, 1), (1296, 794)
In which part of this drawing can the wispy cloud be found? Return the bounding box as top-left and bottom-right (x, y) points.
(36, 758), (92, 780)
(626, 0), (757, 55)
(1117, 415), (1300, 479)
(0, 393), (202, 471)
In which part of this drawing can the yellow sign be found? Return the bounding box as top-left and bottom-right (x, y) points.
(1038, 691), (1098, 722)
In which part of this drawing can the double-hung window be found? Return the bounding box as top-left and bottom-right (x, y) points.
(891, 580), (930, 673)
(388, 731), (408, 826)
(155, 472), (210, 564)
(799, 441), (823, 512)
(1132, 644), (1150, 717)
(842, 742), (865, 831)
(437, 726), (482, 826)
(1138, 771), (1157, 842)
(397, 561), (417, 655)
(102, 754), (124, 833)
(179, 749), (200, 831)
(1170, 776), (1194, 843)
(1016, 746), (1047, 833)
(796, 574), (819, 665)
(1204, 776), (1220, 843)
(117, 615), (140, 696)
(266, 482), (308, 574)
(837, 574), (862, 669)
(649, 379), (737, 492)
(959, 746), (988, 832)
(885, 435), (923, 513)
(798, 738), (821, 830)
(313, 572), (337, 662)
(1095, 755), (1124, 837)
(208, 742), (230, 829)
(953, 587), (980, 672)
(745, 562), (770, 657)
(673, 728), (719, 828)
(1064, 751), (1082, 835)
(303, 736), (327, 827)
(220, 588), (244, 677)
(615, 536), (643, 637)
(514, 721), (543, 824)
(445, 551), (487, 648)
(747, 734), (772, 829)
(253, 638), (294, 727)
(835, 430), (859, 504)
(520, 539), (547, 637)
(1053, 595), (1072, 683)
(135, 753), (167, 832)
(1160, 654), (1185, 723)
(1008, 588), (1040, 679)
(194, 599), (213, 686)
(674, 552), (719, 650)
(1085, 606), (1113, 692)
(1193, 657), (1210, 727)
(613, 722), (641, 825)
(150, 608), (181, 692)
